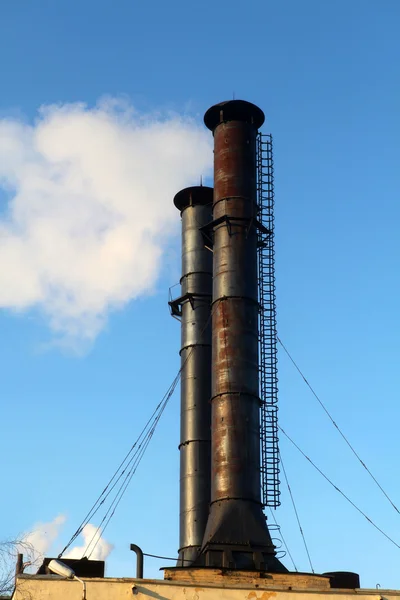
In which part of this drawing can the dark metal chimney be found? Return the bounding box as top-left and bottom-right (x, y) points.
(199, 101), (287, 572)
(170, 186), (213, 565)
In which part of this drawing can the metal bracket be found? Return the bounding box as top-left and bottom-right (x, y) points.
(169, 292), (211, 318)
(200, 215), (270, 249)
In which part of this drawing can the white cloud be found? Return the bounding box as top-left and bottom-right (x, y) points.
(18, 515), (112, 566)
(63, 523), (113, 561)
(0, 98), (212, 346)
(21, 514), (66, 559)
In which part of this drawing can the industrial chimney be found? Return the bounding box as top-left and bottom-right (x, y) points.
(197, 101), (287, 572)
(170, 186), (213, 565)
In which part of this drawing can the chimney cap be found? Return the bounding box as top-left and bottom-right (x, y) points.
(173, 186), (213, 212)
(204, 100), (265, 132)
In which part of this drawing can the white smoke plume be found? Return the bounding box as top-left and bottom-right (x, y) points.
(19, 515), (112, 563)
(63, 524), (113, 561)
(0, 98), (212, 346)
(20, 514), (66, 560)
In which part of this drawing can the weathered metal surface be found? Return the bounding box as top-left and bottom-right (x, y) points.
(204, 99), (265, 131)
(210, 115), (262, 508)
(323, 572), (361, 589)
(199, 101), (286, 571)
(172, 186), (213, 565)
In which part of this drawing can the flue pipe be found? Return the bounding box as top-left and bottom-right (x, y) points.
(171, 186), (213, 565)
(199, 101), (287, 572)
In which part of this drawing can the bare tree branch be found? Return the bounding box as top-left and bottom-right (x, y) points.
(0, 537), (40, 597)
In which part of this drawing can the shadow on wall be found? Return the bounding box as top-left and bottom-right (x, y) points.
(132, 586), (170, 600)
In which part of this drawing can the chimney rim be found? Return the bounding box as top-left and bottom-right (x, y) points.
(173, 186), (213, 212)
(204, 100), (265, 132)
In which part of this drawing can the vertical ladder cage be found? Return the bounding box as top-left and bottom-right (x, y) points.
(257, 133), (281, 509)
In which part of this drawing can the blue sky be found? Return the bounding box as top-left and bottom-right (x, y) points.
(1, 0), (400, 589)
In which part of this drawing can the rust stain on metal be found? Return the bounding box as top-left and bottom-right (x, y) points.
(199, 101), (286, 570)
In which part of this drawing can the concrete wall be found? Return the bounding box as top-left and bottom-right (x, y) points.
(12, 576), (400, 600)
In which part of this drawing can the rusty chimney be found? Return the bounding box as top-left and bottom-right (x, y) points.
(170, 186), (213, 565)
(197, 101), (287, 572)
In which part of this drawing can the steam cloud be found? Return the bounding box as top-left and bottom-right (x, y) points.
(20, 515), (113, 563)
(21, 514), (66, 559)
(63, 524), (114, 561)
(0, 98), (212, 346)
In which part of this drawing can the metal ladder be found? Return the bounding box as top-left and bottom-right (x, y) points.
(257, 133), (281, 509)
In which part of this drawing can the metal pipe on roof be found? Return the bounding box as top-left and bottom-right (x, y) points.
(130, 544), (144, 579)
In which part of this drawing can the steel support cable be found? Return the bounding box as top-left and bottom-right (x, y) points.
(263, 405), (308, 572)
(85, 301), (219, 558)
(84, 367), (181, 558)
(277, 336), (400, 516)
(279, 454), (314, 573)
(61, 400), (170, 559)
(143, 552), (191, 563)
(85, 396), (171, 558)
(268, 507), (298, 572)
(86, 427), (158, 558)
(279, 424), (400, 550)
(71, 302), (218, 560)
(58, 379), (181, 558)
(58, 382), (177, 558)
(61, 304), (209, 558)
